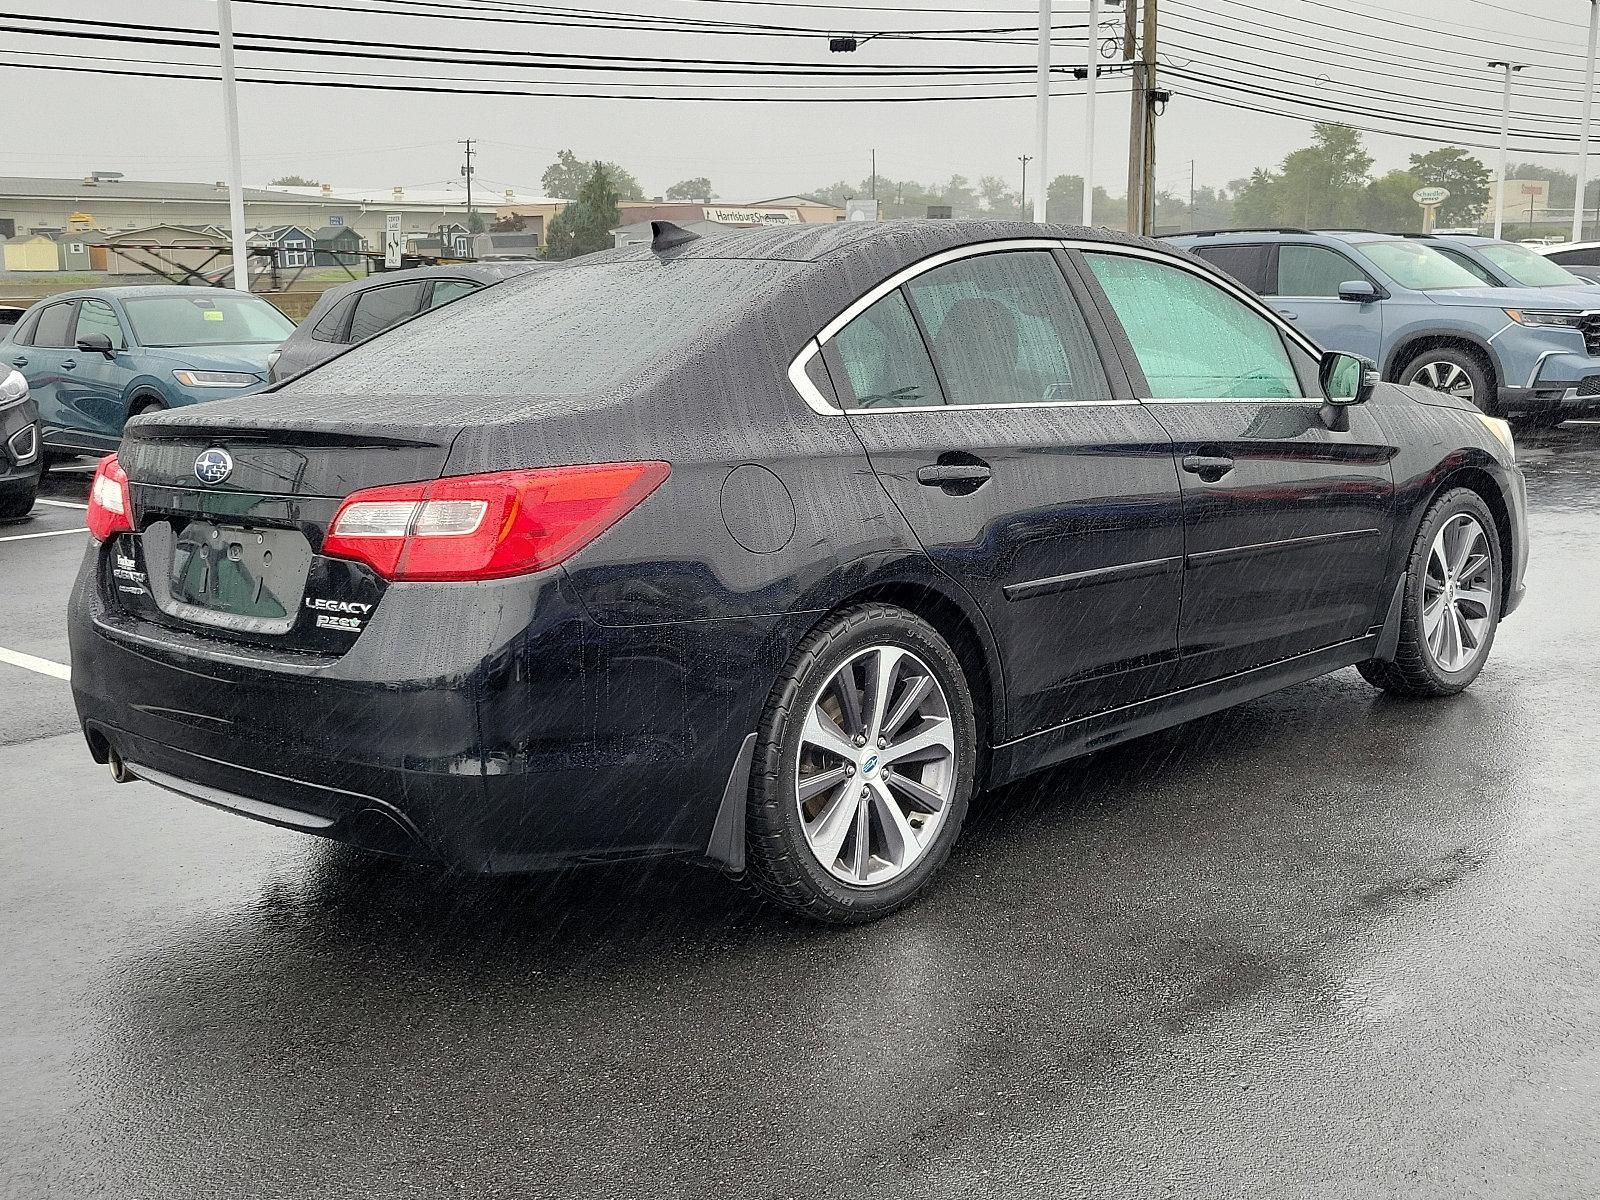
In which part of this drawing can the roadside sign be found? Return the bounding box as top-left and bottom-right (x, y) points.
(1412, 186), (1450, 206)
(328, 214), (344, 227)
(384, 212), (403, 269)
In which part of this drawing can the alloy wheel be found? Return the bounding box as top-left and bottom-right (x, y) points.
(1411, 360), (1476, 404)
(795, 645), (957, 886)
(1423, 513), (1495, 673)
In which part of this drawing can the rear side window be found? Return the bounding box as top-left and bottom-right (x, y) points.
(31, 302), (76, 349)
(904, 251), (1109, 405)
(1190, 243), (1275, 294)
(348, 282), (426, 343)
(1549, 247), (1600, 267)
(1085, 253), (1303, 400)
(427, 279), (479, 310)
(1276, 245), (1365, 298)
(831, 290), (944, 409)
(309, 295), (357, 343)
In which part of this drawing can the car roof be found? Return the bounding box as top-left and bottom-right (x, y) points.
(26, 285), (266, 303)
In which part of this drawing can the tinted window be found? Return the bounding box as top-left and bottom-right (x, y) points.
(10, 308), (43, 345)
(75, 299), (126, 349)
(1086, 254), (1302, 400)
(1277, 245), (1366, 298)
(903, 251), (1109, 405)
(832, 290), (944, 409)
(427, 279), (479, 310)
(1190, 243), (1275, 294)
(1548, 247), (1600, 267)
(348, 282), (427, 343)
(123, 294), (294, 346)
(32, 302), (75, 349)
(310, 295), (356, 343)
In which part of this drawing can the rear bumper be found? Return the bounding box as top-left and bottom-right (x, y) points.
(68, 544), (786, 873)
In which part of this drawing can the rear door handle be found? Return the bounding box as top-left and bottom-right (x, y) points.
(917, 463), (991, 486)
(60, 359), (77, 369)
(10, 357), (26, 367)
(1273, 309), (1300, 321)
(1181, 454), (1235, 480)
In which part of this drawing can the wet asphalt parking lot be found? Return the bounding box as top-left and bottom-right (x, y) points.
(2, 430), (1599, 1199)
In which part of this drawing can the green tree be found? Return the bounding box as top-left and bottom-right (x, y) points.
(268, 174), (322, 188)
(1408, 148), (1491, 226)
(1363, 169), (1425, 231)
(978, 175), (1022, 217)
(1232, 123), (1374, 228)
(542, 150), (643, 201)
(543, 165), (621, 260)
(1044, 175), (1124, 225)
(665, 177), (716, 201)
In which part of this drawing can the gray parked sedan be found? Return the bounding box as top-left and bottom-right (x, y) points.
(269, 261), (549, 381)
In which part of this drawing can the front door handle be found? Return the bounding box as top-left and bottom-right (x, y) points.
(1181, 453), (1235, 481)
(60, 358), (77, 369)
(10, 357), (26, 367)
(1273, 309), (1300, 321)
(917, 462), (991, 486)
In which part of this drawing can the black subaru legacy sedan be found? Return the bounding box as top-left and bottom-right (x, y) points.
(68, 221), (1528, 923)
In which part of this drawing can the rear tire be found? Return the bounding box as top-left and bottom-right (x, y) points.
(1358, 487), (1502, 697)
(0, 485), (36, 520)
(1398, 346), (1498, 416)
(742, 604), (977, 924)
(129, 396), (166, 420)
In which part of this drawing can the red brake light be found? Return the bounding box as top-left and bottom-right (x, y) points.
(86, 454), (132, 542)
(321, 462), (671, 582)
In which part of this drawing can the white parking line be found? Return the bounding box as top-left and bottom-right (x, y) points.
(0, 646), (70, 681)
(0, 527), (87, 543)
(35, 498), (89, 510)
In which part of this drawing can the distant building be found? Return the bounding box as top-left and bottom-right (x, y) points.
(100, 225), (230, 276)
(610, 218), (752, 250)
(52, 230), (103, 271)
(258, 224), (315, 269)
(2, 234), (59, 272)
(312, 224), (364, 266)
(473, 230), (542, 259)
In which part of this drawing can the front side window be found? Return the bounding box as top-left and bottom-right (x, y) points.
(31, 302), (76, 349)
(1085, 253), (1303, 400)
(123, 294), (294, 347)
(903, 251), (1109, 405)
(74, 299), (126, 349)
(348, 282), (427, 343)
(1276, 245), (1367, 298)
(830, 289), (944, 409)
(1357, 240), (1485, 291)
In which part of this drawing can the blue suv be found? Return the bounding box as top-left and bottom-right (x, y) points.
(1167, 228), (1600, 425)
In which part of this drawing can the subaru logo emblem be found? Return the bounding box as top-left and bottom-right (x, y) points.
(862, 754), (879, 775)
(194, 448), (233, 486)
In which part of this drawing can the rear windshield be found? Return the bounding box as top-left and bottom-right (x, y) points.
(1358, 241), (1486, 291)
(1477, 242), (1587, 287)
(294, 258), (804, 398)
(124, 294), (296, 347)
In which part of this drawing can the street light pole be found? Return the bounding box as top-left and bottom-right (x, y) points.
(1576, 0), (1599, 242)
(1033, 0), (1050, 221)
(216, 0), (248, 291)
(1489, 60), (1526, 242)
(1019, 155), (1033, 214)
(1082, 0), (1101, 224)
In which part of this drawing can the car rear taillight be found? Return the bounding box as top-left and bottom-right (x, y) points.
(86, 454), (133, 542)
(321, 462), (671, 582)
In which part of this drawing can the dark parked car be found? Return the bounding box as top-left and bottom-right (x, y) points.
(269, 261), (549, 381)
(69, 222), (1528, 923)
(0, 367), (40, 518)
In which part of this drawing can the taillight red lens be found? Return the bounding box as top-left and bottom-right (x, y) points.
(86, 454), (133, 542)
(321, 462), (671, 582)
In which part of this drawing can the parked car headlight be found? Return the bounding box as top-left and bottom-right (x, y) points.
(1503, 308), (1586, 328)
(1477, 413), (1515, 461)
(0, 368), (28, 411)
(172, 370), (261, 388)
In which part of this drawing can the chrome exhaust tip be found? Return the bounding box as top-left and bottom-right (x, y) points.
(107, 749), (135, 784)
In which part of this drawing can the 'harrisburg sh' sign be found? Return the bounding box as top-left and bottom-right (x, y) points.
(703, 207), (802, 224)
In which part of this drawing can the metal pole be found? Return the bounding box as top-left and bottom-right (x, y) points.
(1019, 155), (1032, 212)
(217, 0), (248, 291)
(1484, 61), (1510, 241)
(1082, 0), (1101, 225)
(1576, 1), (1599, 242)
(1033, 0), (1050, 221)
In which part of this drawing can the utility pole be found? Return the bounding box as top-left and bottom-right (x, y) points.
(1489, 62), (1526, 241)
(1124, 0), (1159, 235)
(459, 137), (476, 234)
(1019, 155), (1033, 213)
(216, 0), (248, 291)
(872, 148), (877, 210)
(1033, 0), (1051, 221)
(1188, 158), (1195, 225)
(1081, 0), (1101, 225)
(1576, 0), (1599, 242)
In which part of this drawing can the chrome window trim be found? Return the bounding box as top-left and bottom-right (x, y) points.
(788, 236), (1326, 416)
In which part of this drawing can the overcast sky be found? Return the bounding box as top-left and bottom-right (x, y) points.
(5, 0), (1594, 202)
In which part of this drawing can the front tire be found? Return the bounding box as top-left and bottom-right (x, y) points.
(1399, 347), (1497, 416)
(743, 604), (977, 924)
(0, 484), (36, 520)
(1358, 487), (1502, 697)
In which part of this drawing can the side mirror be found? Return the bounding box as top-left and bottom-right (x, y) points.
(1319, 351), (1377, 430)
(76, 332), (115, 358)
(1338, 279), (1379, 303)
